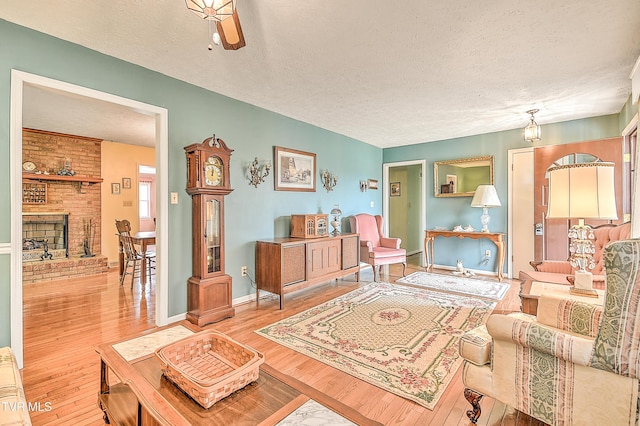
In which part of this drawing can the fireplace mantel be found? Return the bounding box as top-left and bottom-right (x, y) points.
(22, 172), (103, 184)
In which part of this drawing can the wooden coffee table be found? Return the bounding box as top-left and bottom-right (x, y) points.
(519, 279), (604, 315)
(97, 321), (381, 425)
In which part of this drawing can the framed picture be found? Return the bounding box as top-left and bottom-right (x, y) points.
(390, 182), (401, 197)
(122, 177), (131, 189)
(111, 183), (121, 195)
(368, 179), (379, 190)
(274, 146), (316, 191)
(446, 174), (458, 193)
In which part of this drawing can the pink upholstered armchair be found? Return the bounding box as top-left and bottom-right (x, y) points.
(526, 222), (630, 288)
(348, 213), (406, 281)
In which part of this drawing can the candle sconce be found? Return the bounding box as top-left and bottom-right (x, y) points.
(247, 157), (271, 188)
(321, 170), (338, 192)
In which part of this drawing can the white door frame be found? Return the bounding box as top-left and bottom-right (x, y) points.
(10, 70), (169, 367)
(507, 147), (534, 280)
(383, 160), (427, 260)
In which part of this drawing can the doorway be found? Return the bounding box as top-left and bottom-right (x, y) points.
(383, 160), (426, 263)
(10, 70), (169, 367)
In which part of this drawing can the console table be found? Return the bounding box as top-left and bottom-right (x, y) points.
(255, 234), (360, 309)
(424, 230), (506, 281)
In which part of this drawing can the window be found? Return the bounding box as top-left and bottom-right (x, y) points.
(139, 181), (152, 218)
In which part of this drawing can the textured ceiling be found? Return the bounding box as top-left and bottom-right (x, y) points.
(3, 1), (640, 148)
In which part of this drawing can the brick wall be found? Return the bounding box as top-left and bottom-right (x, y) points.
(22, 129), (102, 257)
(22, 129), (108, 282)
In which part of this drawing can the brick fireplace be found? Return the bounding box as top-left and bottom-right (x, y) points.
(22, 129), (108, 284)
(22, 213), (68, 261)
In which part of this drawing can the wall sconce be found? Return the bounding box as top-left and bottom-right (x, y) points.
(321, 170), (338, 192)
(247, 157), (270, 188)
(360, 180), (368, 192)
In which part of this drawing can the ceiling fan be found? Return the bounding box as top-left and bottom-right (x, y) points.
(185, 0), (246, 51)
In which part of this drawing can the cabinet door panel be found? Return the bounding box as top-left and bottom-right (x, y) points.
(342, 236), (359, 269)
(282, 245), (306, 285)
(307, 240), (341, 280)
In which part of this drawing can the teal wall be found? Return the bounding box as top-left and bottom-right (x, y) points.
(0, 20), (382, 347)
(383, 114), (623, 272)
(620, 94), (639, 130)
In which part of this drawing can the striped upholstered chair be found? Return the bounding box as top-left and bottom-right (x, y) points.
(459, 239), (640, 425)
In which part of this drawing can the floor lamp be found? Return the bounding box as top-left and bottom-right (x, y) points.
(546, 162), (617, 296)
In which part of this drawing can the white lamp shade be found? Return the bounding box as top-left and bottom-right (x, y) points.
(471, 185), (501, 208)
(546, 162), (618, 220)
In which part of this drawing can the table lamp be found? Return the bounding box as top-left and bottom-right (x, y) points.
(546, 162), (617, 295)
(471, 185), (501, 232)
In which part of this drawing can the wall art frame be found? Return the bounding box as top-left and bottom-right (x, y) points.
(274, 146), (316, 192)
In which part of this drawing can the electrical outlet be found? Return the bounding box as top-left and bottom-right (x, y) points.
(485, 249), (491, 258)
(241, 266), (247, 276)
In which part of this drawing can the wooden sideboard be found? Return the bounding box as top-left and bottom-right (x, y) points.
(255, 234), (360, 309)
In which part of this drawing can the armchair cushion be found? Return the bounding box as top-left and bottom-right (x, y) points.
(536, 294), (602, 338)
(0, 347), (31, 425)
(459, 325), (491, 366)
(487, 314), (596, 366)
(591, 239), (640, 379)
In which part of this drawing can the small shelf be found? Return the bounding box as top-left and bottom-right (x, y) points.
(22, 173), (103, 184)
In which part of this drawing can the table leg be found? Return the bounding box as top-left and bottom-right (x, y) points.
(424, 234), (434, 271)
(495, 240), (505, 281)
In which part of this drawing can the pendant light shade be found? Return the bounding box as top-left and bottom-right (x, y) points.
(523, 109), (541, 143)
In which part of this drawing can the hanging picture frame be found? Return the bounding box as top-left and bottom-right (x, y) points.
(274, 146), (316, 191)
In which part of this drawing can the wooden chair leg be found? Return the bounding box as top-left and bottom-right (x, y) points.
(131, 259), (138, 289)
(119, 261), (127, 286)
(401, 262), (406, 277)
(464, 388), (483, 424)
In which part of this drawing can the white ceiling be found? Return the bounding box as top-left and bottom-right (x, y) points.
(3, 1), (640, 148)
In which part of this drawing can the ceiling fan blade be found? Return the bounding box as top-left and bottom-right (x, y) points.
(217, 9), (246, 50)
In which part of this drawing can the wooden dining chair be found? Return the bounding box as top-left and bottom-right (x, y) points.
(118, 233), (155, 288)
(115, 219), (155, 286)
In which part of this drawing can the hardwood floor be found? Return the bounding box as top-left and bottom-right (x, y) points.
(21, 256), (545, 425)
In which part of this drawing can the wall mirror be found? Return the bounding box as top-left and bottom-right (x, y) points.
(434, 155), (494, 197)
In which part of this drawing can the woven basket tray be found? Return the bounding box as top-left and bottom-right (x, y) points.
(155, 330), (265, 409)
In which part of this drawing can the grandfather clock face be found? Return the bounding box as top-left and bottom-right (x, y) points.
(184, 136), (234, 195)
(204, 156), (223, 187)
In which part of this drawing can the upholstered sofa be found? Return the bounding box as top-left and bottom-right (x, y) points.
(0, 347), (31, 425)
(521, 222), (630, 288)
(459, 239), (640, 425)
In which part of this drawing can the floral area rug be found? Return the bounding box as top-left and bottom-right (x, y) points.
(255, 282), (495, 409)
(396, 271), (509, 300)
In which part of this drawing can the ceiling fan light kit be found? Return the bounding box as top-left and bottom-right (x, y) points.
(185, 0), (235, 21)
(185, 0), (246, 51)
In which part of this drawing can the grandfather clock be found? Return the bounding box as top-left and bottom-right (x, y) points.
(184, 135), (235, 326)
